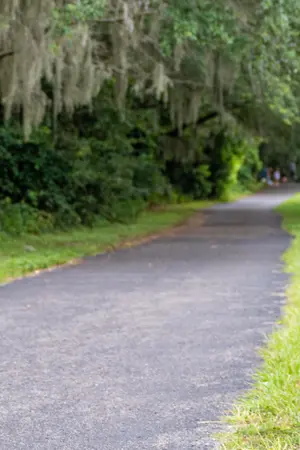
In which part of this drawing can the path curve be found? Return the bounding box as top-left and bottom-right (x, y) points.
(0, 185), (297, 449)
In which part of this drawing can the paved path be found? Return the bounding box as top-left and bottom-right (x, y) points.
(0, 185), (297, 450)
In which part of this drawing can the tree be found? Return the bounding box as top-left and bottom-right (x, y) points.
(1, 0), (300, 148)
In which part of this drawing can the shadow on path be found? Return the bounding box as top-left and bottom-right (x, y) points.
(0, 184), (298, 449)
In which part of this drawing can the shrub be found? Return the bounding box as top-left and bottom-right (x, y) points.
(0, 199), (54, 235)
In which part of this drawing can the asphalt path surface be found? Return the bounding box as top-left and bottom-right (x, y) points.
(0, 185), (297, 449)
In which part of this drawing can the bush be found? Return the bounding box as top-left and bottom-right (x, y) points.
(0, 199), (54, 235)
(209, 130), (261, 200)
(238, 143), (262, 189)
(0, 88), (262, 236)
(0, 103), (171, 230)
(164, 159), (213, 200)
(0, 126), (72, 213)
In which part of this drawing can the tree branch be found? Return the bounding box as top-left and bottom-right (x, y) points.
(166, 111), (219, 137)
(164, 100), (252, 138)
(0, 50), (14, 61)
(91, 10), (155, 24)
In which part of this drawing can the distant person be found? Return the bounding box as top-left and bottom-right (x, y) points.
(260, 167), (267, 183)
(273, 168), (281, 186)
(289, 161), (297, 181)
(267, 167), (273, 186)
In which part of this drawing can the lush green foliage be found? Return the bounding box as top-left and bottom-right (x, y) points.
(2, 0), (300, 147)
(1, 0), (279, 236)
(0, 88), (261, 235)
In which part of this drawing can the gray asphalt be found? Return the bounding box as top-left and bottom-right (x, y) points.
(0, 185), (297, 450)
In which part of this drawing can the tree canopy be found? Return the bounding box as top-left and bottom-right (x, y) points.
(1, 0), (300, 147)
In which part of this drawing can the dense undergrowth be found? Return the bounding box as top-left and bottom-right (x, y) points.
(0, 85), (262, 237)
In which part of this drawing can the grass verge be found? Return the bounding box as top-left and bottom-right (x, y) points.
(219, 193), (300, 449)
(0, 200), (215, 284)
(222, 183), (264, 203)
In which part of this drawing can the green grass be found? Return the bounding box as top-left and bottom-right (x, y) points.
(219, 193), (300, 449)
(0, 200), (215, 284)
(218, 182), (264, 203)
